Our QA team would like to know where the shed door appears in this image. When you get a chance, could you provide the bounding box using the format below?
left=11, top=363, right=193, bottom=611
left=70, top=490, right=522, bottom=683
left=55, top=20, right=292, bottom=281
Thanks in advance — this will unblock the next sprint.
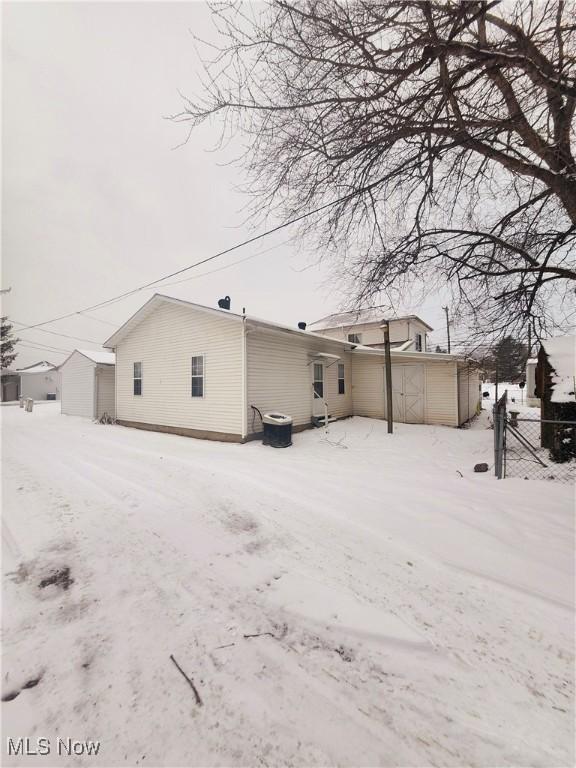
left=388, top=365, right=425, bottom=423
left=403, top=365, right=425, bottom=423
left=391, top=366, right=405, bottom=421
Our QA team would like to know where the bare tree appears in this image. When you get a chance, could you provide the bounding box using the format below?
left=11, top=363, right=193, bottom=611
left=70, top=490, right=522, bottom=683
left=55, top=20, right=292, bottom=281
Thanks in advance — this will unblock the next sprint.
left=175, top=0, right=576, bottom=342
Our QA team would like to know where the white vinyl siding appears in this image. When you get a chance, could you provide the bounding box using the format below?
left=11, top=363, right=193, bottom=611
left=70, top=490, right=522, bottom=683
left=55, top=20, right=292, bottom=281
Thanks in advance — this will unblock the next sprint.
left=246, top=328, right=353, bottom=434
left=424, top=362, right=459, bottom=426
left=61, top=351, right=95, bottom=417
left=457, top=365, right=480, bottom=425
left=115, top=301, right=243, bottom=436
left=351, top=355, right=386, bottom=419
left=96, top=365, right=115, bottom=419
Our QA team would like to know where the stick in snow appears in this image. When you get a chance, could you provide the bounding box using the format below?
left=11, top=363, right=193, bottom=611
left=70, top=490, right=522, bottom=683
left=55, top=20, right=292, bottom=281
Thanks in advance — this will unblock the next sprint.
left=169, top=654, right=203, bottom=707
left=243, top=632, right=276, bottom=639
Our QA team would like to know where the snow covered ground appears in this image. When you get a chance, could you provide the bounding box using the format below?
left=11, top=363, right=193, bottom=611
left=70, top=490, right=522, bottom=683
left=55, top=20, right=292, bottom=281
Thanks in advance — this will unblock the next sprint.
left=481, top=381, right=538, bottom=414
left=2, top=404, right=574, bottom=767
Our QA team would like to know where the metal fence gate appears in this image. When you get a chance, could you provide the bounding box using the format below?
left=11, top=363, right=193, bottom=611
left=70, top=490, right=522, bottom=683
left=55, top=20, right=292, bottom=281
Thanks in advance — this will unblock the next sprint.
left=494, top=390, right=576, bottom=483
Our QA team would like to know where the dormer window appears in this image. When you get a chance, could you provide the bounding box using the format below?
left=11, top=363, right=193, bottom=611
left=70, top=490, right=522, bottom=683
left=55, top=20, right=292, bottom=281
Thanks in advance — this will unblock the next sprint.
left=348, top=333, right=362, bottom=344
left=415, top=333, right=423, bottom=351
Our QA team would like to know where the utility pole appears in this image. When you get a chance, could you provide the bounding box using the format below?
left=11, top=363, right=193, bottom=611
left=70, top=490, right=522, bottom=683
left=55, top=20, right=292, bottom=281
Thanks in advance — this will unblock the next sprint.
left=382, top=321, right=393, bottom=434
left=443, top=306, right=451, bottom=353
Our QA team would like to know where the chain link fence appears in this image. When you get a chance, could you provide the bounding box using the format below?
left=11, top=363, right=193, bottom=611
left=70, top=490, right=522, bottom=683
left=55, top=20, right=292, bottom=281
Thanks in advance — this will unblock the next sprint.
left=494, top=391, right=576, bottom=483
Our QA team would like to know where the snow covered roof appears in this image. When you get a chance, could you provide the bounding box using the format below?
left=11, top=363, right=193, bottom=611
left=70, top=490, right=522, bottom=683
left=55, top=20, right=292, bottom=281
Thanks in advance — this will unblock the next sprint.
left=77, top=349, right=115, bottom=365
left=309, top=310, right=434, bottom=332
left=15, top=361, right=57, bottom=374
left=541, top=336, right=575, bottom=403
left=103, top=294, right=461, bottom=362
left=103, top=294, right=358, bottom=350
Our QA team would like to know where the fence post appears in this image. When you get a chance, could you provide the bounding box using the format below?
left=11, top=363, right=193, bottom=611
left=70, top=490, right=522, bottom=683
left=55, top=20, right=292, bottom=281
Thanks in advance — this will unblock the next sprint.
left=493, top=390, right=507, bottom=479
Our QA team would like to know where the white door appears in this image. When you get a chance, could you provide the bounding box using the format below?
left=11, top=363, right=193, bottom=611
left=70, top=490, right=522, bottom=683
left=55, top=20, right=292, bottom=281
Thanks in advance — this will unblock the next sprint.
left=386, top=365, right=425, bottom=423
left=403, top=365, right=425, bottom=423
left=312, top=362, right=325, bottom=416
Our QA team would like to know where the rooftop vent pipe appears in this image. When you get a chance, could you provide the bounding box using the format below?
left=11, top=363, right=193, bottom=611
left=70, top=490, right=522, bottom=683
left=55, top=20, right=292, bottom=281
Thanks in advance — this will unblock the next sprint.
left=218, top=296, right=231, bottom=310
left=298, top=322, right=307, bottom=330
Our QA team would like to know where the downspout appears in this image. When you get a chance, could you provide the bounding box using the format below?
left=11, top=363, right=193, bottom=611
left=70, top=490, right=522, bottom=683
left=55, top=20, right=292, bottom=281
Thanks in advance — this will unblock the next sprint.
left=114, top=348, right=117, bottom=421
left=241, top=315, right=248, bottom=441
left=93, top=365, right=98, bottom=419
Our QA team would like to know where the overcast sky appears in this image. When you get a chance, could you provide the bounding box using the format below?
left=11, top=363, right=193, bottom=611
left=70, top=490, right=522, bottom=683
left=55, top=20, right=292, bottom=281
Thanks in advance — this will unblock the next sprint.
left=3, top=1, right=451, bottom=367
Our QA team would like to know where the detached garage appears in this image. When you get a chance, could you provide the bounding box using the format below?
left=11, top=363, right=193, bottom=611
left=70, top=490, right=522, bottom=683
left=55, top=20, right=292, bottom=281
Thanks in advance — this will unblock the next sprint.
left=60, top=349, right=115, bottom=420
left=16, top=361, right=60, bottom=400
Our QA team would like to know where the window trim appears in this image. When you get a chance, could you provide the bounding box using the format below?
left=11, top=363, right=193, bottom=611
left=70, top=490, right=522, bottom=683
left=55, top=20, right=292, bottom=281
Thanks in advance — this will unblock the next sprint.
left=191, top=354, right=205, bottom=399
left=133, top=361, right=142, bottom=396
left=337, top=362, right=345, bottom=395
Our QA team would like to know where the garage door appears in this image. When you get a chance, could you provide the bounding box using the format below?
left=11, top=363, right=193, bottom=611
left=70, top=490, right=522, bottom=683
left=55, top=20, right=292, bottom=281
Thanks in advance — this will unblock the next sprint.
left=390, top=364, right=425, bottom=423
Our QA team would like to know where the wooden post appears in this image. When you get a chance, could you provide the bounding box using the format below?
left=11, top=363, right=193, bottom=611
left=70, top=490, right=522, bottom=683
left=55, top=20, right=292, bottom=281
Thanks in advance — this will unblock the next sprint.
left=383, top=322, right=393, bottom=434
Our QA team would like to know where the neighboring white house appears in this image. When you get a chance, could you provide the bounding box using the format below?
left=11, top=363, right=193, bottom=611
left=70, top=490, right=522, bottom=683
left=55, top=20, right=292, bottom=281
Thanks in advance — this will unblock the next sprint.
left=16, top=361, right=60, bottom=400
left=60, top=349, right=116, bottom=419
left=309, top=310, right=433, bottom=352
left=103, top=294, right=479, bottom=442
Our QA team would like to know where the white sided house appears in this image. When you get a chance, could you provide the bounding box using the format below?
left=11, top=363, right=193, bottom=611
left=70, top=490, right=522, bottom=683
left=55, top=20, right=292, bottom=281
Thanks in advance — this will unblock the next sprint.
left=60, top=349, right=116, bottom=420
left=16, top=361, right=60, bottom=401
left=103, top=295, right=479, bottom=443
left=309, top=310, right=433, bottom=352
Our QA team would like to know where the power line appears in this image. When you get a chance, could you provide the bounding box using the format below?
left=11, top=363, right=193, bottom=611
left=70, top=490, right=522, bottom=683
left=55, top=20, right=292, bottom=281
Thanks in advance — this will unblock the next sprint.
left=11, top=237, right=294, bottom=337
left=15, top=182, right=385, bottom=332
left=12, top=321, right=101, bottom=345
left=76, top=313, right=120, bottom=328
left=18, top=341, right=72, bottom=355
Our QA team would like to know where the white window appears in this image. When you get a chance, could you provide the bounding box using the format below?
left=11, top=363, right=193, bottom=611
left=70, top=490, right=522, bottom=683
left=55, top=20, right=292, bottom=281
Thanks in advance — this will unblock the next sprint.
left=415, top=333, right=423, bottom=352
left=191, top=355, right=204, bottom=398
left=313, top=363, right=324, bottom=399
left=133, top=362, right=142, bottom=395
left=348, top=333, right=362, bottom=344
left=338, top=363, right=345, bottom=394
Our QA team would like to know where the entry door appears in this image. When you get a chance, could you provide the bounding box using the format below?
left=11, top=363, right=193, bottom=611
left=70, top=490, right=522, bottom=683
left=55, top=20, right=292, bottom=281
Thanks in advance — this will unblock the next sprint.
left=312, top=362, right=325, bottom=416
left=387, top=365, right=425, bottom=423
